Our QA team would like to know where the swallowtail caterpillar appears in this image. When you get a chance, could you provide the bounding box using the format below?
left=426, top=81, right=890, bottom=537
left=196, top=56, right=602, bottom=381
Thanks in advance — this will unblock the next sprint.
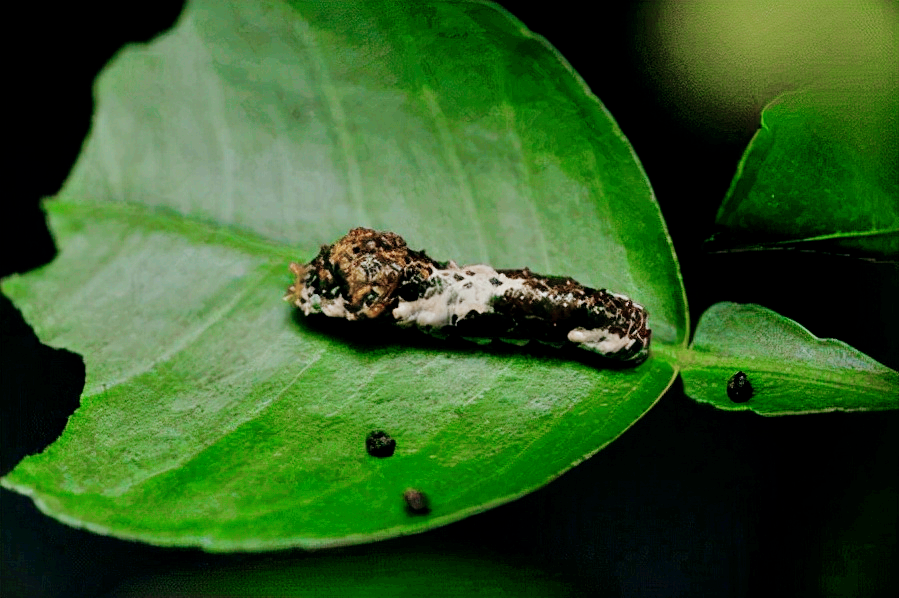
left=285, top=228, right=651, bottom=363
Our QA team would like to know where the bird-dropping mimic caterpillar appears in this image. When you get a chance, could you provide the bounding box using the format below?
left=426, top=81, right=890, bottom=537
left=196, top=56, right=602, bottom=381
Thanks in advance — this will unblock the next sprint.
left=285, top=228, right=651, bottom=363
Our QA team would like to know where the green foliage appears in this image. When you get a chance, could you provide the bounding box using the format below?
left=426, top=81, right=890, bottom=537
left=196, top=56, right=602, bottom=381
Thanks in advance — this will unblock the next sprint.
left=709, top=91, right=899, bottom=257
left=682, top=303, right=899, bottom=415
left=111, top=546, right=579, bottom=597
left=2, top=0, right=895, bottom=552
left=1, top=0, right=683, bottom=549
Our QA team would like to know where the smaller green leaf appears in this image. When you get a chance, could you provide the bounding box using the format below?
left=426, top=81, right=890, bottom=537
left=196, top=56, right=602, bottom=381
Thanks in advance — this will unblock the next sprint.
left=681, top=302, right=899, bottom=415
left=708, top=90, right=899, bottom=259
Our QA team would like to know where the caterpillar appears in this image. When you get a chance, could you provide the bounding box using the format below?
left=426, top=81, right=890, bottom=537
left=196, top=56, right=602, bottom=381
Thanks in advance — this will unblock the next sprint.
left=284, top=227, right=651, bottom=363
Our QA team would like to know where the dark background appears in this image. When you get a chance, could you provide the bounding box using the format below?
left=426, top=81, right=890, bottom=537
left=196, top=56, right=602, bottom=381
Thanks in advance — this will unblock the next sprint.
left=3, top=2, right=896, bottom=596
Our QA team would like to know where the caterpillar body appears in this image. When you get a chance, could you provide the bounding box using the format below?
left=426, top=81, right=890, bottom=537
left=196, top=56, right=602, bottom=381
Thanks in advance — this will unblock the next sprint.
left=285, top=228, right=651, bottom=363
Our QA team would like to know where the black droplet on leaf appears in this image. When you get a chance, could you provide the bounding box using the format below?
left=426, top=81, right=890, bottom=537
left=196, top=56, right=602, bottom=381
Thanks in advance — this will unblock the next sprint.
left=403, top=488, right=430, bottom=515
left=365, top=430, right=396, bottom=457
left=727, top=371, right=753, bottom=403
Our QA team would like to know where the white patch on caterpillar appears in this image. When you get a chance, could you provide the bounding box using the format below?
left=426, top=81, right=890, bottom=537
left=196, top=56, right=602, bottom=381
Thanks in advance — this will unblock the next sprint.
left=392, top=262, right=527, bottom=329
left=567, top=327, right=634, bottom=355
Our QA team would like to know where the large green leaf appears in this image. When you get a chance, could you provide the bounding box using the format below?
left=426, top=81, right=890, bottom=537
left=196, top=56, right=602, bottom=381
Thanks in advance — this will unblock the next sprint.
left=681, top=302, right=898, bottom=415
left=707, top=90, right=899, bottom=258
left=1, top=0, right=685, bottom=550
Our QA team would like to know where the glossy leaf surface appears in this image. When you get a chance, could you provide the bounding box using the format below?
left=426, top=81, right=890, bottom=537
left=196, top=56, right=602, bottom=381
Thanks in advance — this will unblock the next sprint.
left=681, top=302, right=898, bottom=415
left=1, top=0, right=684, bottom=550
left=708, top=91, right=899, bottom=258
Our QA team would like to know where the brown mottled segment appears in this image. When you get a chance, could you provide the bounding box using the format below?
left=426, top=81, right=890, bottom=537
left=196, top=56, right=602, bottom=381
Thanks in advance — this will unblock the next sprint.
left=286, top=227, right=652, bottom=363
left=285, top=227, right=441, bottom=320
